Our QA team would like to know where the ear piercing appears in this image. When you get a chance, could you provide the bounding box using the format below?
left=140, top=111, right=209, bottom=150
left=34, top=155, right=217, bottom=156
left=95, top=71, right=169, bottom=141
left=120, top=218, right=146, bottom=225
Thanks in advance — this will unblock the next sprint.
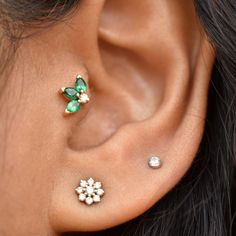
left=60, top=75, right=90, bottom=114
left=148, top=156, right=162, bottom=169
left=75, top=178, right=105, bottom=206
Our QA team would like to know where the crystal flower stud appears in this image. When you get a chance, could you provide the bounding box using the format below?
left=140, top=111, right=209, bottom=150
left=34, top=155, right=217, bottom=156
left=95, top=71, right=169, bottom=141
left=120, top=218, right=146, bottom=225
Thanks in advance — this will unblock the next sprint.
left=75, top=178, right=105, bottom=206
left=148, top=156, right=162, bottom=169
left=60, top=74, right=90, bottom=114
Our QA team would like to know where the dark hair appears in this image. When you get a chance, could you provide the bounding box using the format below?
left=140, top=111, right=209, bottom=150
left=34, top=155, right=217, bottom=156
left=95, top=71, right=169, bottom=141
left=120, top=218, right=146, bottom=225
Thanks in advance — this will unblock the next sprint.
left=0, top=1, right=235, bottom=236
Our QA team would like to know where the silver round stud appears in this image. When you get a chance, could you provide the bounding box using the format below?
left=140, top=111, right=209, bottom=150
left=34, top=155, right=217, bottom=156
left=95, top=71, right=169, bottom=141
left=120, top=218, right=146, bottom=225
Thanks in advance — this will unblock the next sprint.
left=75, top=178, right=104, bottom=206
left=148, top=156, right=162, bottom=169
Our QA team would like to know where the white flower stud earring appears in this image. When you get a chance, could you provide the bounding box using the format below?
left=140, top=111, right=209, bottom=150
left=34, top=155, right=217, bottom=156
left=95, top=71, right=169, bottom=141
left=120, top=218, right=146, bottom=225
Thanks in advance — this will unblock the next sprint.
left=75, top=178, right=105, bottom=206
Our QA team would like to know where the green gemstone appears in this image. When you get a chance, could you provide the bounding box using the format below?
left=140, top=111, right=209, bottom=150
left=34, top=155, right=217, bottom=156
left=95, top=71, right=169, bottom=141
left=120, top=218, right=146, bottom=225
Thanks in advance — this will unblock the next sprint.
left=75, top=76, right=87, bottom=92
left=66, top=100, right=81, bottom=113
left=63, top=87, right=78, bottom=100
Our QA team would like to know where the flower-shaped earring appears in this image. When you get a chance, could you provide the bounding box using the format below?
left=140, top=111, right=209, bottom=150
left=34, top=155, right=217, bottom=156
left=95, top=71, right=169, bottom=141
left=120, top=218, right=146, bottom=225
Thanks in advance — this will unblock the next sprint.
left=60, top=75, right=90, bottom=114
left=75, top=178, right=105, bottom=206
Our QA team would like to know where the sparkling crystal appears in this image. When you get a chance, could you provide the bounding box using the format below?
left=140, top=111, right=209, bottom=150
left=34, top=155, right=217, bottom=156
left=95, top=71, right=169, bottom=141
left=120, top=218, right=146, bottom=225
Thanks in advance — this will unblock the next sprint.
left=86, top=186, right=94, bottom=195
left=87, top=178, right=95, bottom=186
left=75, top=76, right=87, bottom=92
left=75, top=187, right=84, bottom=194
left=148, top=156, right=161, bottom=169
left=66, top=100, right=80, bottom=113
left=79, top=194, right=86, bottom=201
left=79, top=93, right=89, bottom=103
left=80, top=180, right=87, bottom=187
left=94, top=182, right=102, bottom=189
left=85, top=197, right=93, bottom=205
left=96, top=188, right=104, bottom=196
left=93, top=195, right=101, bottom=202
left=63, top=87, right=78, bottom=100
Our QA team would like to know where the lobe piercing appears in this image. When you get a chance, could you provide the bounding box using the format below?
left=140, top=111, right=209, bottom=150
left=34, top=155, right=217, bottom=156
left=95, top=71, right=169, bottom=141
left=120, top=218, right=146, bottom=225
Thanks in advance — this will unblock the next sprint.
left=75, top=178, right=105, bottom=206
left=60, top=75, right=90, bottom=114
left=148, top=156, right=162, bottom=169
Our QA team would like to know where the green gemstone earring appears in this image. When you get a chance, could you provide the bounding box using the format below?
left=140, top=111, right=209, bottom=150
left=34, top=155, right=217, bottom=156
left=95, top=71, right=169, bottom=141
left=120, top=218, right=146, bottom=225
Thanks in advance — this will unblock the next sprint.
left=60, top=75, right=90, bottom=114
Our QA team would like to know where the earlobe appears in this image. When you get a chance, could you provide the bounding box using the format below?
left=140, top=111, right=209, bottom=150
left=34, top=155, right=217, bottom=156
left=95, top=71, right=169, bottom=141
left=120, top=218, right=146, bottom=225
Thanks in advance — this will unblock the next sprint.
left=49, top=0, right=215, bottom=233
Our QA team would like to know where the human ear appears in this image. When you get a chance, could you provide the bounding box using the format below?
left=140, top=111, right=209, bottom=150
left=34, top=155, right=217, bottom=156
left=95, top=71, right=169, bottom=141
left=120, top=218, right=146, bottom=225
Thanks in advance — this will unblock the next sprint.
left=1, top=0, right=214, bottom=234
left=46, top=0, right=215, bottom=233
left=0, top=0, right=217, bottom=233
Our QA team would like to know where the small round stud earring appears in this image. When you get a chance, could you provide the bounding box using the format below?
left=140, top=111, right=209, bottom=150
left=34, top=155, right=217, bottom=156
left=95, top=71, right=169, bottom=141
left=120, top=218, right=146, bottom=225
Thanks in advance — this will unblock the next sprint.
left=75, top=178, right=105, bottom=206
left=148, top=156, right=162, bottom=169
left=60, top=74, right=90, bottom=114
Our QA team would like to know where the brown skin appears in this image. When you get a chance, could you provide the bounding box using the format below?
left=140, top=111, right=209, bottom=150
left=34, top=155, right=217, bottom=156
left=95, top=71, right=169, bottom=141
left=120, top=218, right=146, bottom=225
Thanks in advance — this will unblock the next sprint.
left=0, top=0, right=215, bottom=235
